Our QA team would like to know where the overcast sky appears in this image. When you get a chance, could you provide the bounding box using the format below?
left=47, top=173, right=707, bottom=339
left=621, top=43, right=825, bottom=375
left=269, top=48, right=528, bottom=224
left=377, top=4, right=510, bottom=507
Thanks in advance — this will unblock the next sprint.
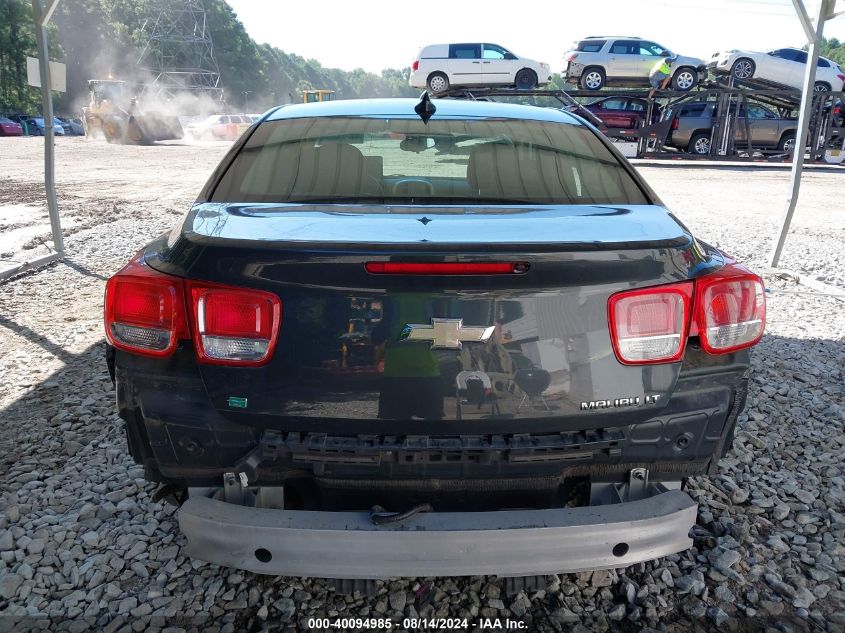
left=224, top=0, right=845, bottom=73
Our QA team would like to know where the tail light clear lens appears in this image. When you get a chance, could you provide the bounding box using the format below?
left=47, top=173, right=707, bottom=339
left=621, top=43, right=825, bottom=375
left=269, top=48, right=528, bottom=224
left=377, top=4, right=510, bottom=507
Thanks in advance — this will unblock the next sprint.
left=104, top=257, right=188, bottom=357
left=694, top=267, right=765, bottom=353
left=608, top=282, right=693, bottom=364
left=190, top=284, right=282, bottom=365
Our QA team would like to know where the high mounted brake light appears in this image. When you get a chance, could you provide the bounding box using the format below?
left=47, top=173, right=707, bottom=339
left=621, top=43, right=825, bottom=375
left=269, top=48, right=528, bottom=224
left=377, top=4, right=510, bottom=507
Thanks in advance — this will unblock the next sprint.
left=608, top=282, right=693, bottom=364
left=607, top=264, right=765, bottom=365
left=104, top=256, right=189, bottom=357
left=189, top=283, right=282, bottom=366
left=365, top=262, right=530, bottom=275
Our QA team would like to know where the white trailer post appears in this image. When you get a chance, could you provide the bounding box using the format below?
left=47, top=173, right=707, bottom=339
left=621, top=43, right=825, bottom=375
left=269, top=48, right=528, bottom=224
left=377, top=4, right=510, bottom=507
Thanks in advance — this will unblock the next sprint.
left=769, top=0, right=839, bottom=268
left=0, top=0, right=64, bottom=282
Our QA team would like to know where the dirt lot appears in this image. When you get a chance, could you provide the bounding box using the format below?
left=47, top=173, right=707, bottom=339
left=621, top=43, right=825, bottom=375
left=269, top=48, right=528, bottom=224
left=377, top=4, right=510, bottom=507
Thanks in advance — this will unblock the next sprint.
left=0, top=136, right=844, bottom=632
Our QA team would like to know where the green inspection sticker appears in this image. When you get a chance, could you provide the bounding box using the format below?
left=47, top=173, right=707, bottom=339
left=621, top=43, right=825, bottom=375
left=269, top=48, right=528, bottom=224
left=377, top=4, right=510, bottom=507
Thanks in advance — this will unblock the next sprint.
left=227, top=396, right=248, bottom=408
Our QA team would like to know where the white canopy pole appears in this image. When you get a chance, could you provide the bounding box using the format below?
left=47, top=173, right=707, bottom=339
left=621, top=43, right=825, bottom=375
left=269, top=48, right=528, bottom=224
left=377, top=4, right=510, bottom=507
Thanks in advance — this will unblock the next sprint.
left=0, top=0, right=63, bottom=281
left=768, top=0, right=833, bottom=268
left=31, top=0, right=64, bottom=256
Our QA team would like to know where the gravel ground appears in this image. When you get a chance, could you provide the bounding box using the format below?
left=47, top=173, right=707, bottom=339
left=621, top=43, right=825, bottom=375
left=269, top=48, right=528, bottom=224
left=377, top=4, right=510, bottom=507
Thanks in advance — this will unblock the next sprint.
left=0, top=137, right=844, bottom=632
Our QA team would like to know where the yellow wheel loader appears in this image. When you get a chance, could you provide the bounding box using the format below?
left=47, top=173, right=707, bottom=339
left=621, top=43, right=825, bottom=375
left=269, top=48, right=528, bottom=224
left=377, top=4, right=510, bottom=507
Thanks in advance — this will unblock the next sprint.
left=81, top=80, right=183, bottom=144
left=302, top=89, right=335, bottom=103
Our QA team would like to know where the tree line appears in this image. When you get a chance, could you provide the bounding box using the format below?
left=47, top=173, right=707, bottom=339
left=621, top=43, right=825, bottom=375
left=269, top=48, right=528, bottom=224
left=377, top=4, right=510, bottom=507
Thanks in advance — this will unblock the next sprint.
left=0, top=0, right=419, bottom=116
left=4, top=0, right=844, bottom=118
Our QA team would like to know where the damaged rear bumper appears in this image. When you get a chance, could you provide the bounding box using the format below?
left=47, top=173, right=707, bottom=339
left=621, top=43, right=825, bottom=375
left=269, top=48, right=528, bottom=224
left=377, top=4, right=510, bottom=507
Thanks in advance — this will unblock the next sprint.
left=179, top=486, right=697, bottom=578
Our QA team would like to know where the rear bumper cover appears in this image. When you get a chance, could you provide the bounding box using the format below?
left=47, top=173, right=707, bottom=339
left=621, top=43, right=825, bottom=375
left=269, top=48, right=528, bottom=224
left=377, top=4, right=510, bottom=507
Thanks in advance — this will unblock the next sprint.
left=179, top=487, right=697, bottom=578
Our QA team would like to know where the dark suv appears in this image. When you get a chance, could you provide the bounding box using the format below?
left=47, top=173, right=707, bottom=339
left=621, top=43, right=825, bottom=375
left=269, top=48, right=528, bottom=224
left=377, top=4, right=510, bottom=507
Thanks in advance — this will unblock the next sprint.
left=584, top=96, right=662, bottom=129
left=667, top=101, right=798, bottom=154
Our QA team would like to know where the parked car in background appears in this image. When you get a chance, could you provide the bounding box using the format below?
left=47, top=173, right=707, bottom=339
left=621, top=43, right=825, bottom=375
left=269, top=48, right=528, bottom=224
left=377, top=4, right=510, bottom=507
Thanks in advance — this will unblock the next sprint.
left=410, top=43, right=551, bottom=93
left=57, top=117, right=85, bottom=135
left=667, top=100, right=798, bottom=154
left=25, top=117, right=64, bottom=136
left=105, top=97, right=764, bottom=583
left=832, top=99, right=844, bottom=127
left=0, top=117, right=24, bottom=136
left=709, top=48, right=845, bottom=92
left=186, top=114, right=253, bottom=141
left=54, top=117, right=73, bottom=135
left=584, top=96, right=662, bottom=129
left=564, top=37, right=705, bottom=91
left=7, top=115, right=33, bottom=134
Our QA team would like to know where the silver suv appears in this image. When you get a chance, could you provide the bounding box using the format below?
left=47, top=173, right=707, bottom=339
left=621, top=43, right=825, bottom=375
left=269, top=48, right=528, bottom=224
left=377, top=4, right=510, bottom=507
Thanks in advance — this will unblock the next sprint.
left=563, top=37, right=705, bottom=91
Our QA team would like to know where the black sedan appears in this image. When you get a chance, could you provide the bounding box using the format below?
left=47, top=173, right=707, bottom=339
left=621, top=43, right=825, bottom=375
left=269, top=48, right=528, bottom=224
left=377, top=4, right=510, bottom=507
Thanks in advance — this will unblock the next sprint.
left=104, top=96, right=764, bottom=584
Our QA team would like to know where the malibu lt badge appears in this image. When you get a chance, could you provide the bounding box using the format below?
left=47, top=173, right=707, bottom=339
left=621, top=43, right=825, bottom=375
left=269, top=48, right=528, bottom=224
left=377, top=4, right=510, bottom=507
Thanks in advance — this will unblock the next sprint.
left=580, top=394, right=662, bottom=410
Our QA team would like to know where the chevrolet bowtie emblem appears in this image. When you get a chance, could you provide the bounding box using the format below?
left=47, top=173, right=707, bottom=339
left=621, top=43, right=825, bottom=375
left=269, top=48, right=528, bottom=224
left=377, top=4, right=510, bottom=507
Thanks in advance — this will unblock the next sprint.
left=399, top=318, right=494, bottom=349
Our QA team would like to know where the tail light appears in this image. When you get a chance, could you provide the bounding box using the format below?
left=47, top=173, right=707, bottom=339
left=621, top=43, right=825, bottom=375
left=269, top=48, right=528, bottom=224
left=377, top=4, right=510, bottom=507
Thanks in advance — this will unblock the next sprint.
left=105, top=256, right=282, bottom=365
left=412, top=60, right=419, bottom=71
left=607, top=264, right=765, bottom=365
left=693, top=265, right=765, bottom=354
left=565, top=53, right=577, bottom=63
left=104, top=256, right=188, bottom=357
left=608, top=282, right=693, bottom=364
left=189, top=283, right=282, bottom=366
left=672, top=117, right=679, bottom=130
left=837, top=74, right=845, bottom=82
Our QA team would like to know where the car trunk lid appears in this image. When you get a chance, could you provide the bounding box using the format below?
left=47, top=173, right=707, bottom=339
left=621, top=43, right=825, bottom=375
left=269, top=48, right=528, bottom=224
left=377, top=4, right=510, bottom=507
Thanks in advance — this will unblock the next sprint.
left=145, top=202, right=722, bottom=432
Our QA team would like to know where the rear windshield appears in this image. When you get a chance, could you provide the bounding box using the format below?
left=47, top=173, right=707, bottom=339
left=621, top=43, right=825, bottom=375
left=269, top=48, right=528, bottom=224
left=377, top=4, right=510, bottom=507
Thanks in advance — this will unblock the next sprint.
left=210, top=116, right=649, bottom=206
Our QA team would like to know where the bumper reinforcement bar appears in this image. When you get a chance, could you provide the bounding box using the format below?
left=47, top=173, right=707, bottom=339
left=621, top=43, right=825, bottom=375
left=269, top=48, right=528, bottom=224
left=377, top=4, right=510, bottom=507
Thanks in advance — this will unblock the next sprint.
left=179, top=487, right=697, bottom=578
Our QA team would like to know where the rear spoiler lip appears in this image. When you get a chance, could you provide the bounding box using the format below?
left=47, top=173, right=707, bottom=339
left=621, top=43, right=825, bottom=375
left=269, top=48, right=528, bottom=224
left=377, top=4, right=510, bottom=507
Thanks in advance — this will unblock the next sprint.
left=174, top=231, right=694, bottom=252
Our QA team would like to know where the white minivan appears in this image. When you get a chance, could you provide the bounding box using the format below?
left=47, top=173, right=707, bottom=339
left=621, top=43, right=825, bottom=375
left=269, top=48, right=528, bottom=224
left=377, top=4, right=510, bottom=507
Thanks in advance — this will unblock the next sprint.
left=409, top=43, right=551, bottom=93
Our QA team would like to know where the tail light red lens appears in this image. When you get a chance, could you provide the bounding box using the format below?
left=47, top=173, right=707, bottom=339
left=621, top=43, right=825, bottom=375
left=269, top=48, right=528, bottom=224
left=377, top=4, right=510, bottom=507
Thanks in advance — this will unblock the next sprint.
left=694, top=267, right=765, bottom=354
left=190, top=284, right=282, bottom=365
left=608, top=282, right=693, bottom=364
left=412, top=60, right=419, bottom=71
left=565, top=53, right=577, bottom=62
left=672, top=117, right=679, bottom=130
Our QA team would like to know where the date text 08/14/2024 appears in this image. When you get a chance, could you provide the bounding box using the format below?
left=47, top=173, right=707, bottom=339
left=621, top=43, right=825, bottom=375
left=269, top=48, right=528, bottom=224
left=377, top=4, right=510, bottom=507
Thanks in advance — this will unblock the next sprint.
left=306, top=618, right=527, bottom=629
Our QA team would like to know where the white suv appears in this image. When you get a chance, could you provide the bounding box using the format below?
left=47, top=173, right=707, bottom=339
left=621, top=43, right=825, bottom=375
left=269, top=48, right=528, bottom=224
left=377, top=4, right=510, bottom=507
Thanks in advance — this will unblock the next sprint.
left=709, top=48, right=845, bottom=92
left=563, top=36, right=705, bottom=91
left=409, top=43, right=551, bottom=94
